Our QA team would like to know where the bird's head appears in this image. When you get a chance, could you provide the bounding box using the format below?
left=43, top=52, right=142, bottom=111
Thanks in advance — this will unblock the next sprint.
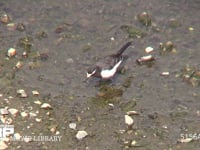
left=86, top=67, right=97, bottom=78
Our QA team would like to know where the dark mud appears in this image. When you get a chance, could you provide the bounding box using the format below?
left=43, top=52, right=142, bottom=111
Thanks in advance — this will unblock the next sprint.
left=0, top=0, right=200, bottom=150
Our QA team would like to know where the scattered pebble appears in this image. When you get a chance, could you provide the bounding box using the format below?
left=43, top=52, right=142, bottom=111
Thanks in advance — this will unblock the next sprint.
left=136, top=55, right=155, bottom=65
left=22, top=51, right=28, bottom=58
left=50, top=128, right=56, bottom=133
left=6, top=118, right=13, bottom=124
left=110, top=37, right=115, bottom=41
left=55, top=131, right=60, bottom=135
left=41, top=103, right=52, bottom=109
left=6, top=23, right=16, bottom=31
left=131, top=140, right=137, bottom=146
left=178, top=138, right=193, bottom=143
left=126, top=111, right=139, bottom=115
left=20, top=111, right=29, bottom=118
left=0, top=108, right=9, bottom=115
left=0, top=141, right=8, bottom=149
left=145, top=46, right=154, bottom=53
left=29, top=112, right=37, bottom=117
left=108, top=103, right=114, bottom=108
left=125, top=115, right=134, bottom=126
left=188, top=27, right=194, bottom=31
left=137, top=12, right=152, bottom=26
left=34, top=100, right=42, bottom=105
left=17, top=89, right=28, bottom=98
left=69, top=122, right=77, bottom=130
left=0, top=116, right=6, bottom=123
left=15, top=61, right=23, bottom=69
left=8, top=108, right=19, bottom=117
left=7, top=48, right=16, bottom=57
left=35, top=118, right=42, bottom=122
left=32, top=90, right=39, bottom=96
left=160, top=72, right=170, bottom=76
left=76, top=130, right=88, bottom=140
left=0, top=13, right=10, bottom=24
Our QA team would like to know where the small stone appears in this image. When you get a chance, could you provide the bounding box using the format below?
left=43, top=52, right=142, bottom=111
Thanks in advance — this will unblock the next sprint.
left=108, top=103, right=114, bottom=107
left=29, top=112, right=37, bottom=117
left=0, top=116, right=6, bottom=123
left=15, top=61, right=23, bottom=69
left=160, top=72, right=170, bottom=76
left=32, top=90, right=39, bottom=96
left=50, top=128, right=56, bottom=133
left=6, top=23, right=16, bottom=31
left=1, top=108, right=9, bottom=115
left=178, top=138, right=193, bottom=143
left=110, top=37, right=115, bottom=41
left=76, top=130, right=88, bottom=140
left=131, top=140, right=137, bottom=146
left=136, top=55, right=155, bottom=65
left=22, top=51, right=28, bottom=58
left=46, top=112, right=50, bottom=116
left=41, top=103, right=52, bottom=109
left=8, top=108, right=19, bottom=117
left=17, top=89, right=28, bottom=98
left=55, top=131, right=60, bottom=135
left=6, top=118, right=13, bottom=124
left=0, top=13, right=10, bottom=24
left=34, top=100, right=42, bottom=105
left=145, top=46, right=154, bottom=53
left=69, top=123, right=77, bottom=130
left=126, top=111, right=139, bottom=115
left=125, top=115, right=134, bottom=126
left=35, top=118, right=42, bottom=122
left=0, top=141, right=8, bottom=149
left=7, top=48, right=16, bottom=57
left=188, top=27, right=194, bottom=31
left=20, top=111, right=29, bottom=118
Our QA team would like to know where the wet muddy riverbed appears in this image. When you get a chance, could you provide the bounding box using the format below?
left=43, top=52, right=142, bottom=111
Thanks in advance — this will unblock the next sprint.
left=0, top=0, right=200, bottom=150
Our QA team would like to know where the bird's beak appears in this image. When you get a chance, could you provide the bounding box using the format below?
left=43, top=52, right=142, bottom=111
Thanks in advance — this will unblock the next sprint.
left=86, top=72, right=92, bottom=78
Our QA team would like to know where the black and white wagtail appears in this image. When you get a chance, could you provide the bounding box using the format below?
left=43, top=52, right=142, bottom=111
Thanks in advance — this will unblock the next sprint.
left=86, top=41, right=132, bottom=80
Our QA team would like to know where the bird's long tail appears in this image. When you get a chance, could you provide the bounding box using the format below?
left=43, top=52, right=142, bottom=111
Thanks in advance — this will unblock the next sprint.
left=115, top=41, right=132, bottom=57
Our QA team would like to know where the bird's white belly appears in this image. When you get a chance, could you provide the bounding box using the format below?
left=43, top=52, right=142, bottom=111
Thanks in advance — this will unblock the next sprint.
left=100, top=59, right=122, bottom=79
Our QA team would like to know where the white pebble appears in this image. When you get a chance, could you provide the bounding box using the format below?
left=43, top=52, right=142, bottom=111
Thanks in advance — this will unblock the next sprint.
left=125, top=115, right=134, bottom=126
left=7, top=48, right=16, bottom=57
left=34, top=100, right=42, bottom=105
left=41, top=103, right=52, bottom=109
left=8, top=108, right=19, bottom=117
left=0, top=108, right=9, bottom=115
left=20, top=112, right=28, bottom=118
left=76, top=130, right=88, bottom=140
left=35, top=118, right=42, bottom=122
left=160, top=72, right=170, bottom=76
left=126, top=111, right=139, bottom=115
left=32, top=90, right=39, bottom=96
left=145, top=46, right=154, bottom=53
left=0, top=141, right=8, bottom=149
left=69, top=123, right=77, bottom=130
